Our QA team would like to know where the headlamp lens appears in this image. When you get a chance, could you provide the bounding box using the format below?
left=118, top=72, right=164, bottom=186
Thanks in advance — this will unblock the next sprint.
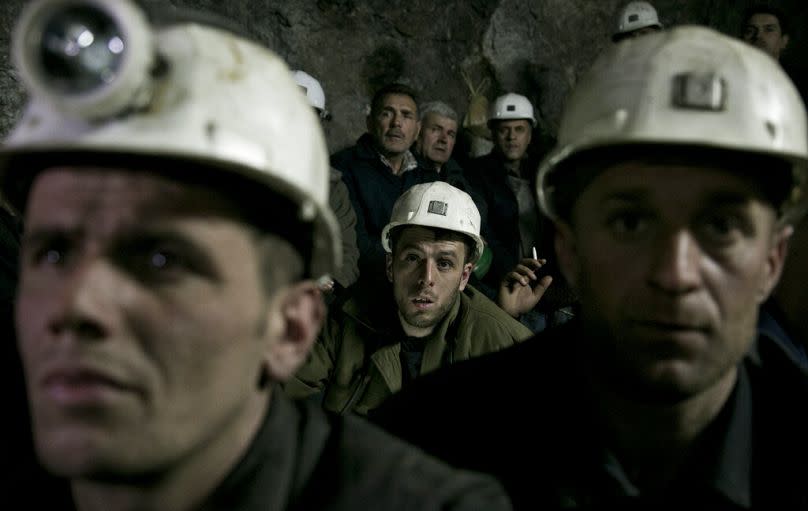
left=38, top=5, right=125, bottom=95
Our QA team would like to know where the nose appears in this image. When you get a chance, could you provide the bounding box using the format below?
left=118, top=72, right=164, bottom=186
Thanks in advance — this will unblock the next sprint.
left=418, top=259, right=436, bottom=287
left=647, top=230, right=702, bottom=295
left=390, top=112, right=402, bottom=128
left=47, top=258, right=119, bottom=341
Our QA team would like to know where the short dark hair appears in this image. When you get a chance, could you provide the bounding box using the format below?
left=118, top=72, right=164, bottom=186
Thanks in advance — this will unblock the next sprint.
left=742, top=4, right=789, bottom=36
left=370, top=83, right=419, bottom=118
left=389, top=225, right=476, bottom=265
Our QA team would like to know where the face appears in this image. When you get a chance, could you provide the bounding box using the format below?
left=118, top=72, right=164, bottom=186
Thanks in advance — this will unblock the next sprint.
left=556, top=161, right=789, bottom=403
left=367, top=93, right=420, bottom=158
left=493, top=119, right=532, bottom=163
left=743, top=13, right=789, bottom=60
left=17, top=167, right=315, bottom=479
left=386, top=226, right=473, bottom=338
left=416, top=113, right=458, bottom=169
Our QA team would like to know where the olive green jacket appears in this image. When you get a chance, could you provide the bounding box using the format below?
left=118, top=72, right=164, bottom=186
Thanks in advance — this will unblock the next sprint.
left=285, top=284, right=532, bottom=416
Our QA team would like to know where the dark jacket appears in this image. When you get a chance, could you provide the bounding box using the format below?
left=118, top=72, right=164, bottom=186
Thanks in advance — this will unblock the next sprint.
left=464, top=152, right=542, bottom=287
left=31, top=391, right=513, bottom=510
left=331, top=134, right=438, bottom=281
left=465, top=152, right=575, bottom=310
left=328, top=167, right=359, bottom=288
left=372, top=319, right=808, bottom=509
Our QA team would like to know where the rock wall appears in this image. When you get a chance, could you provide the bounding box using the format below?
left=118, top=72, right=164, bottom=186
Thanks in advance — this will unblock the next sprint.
left=1, top=0, right=806, bottom=153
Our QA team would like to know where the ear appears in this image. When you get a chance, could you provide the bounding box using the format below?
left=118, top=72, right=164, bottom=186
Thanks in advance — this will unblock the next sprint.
left=458, top=261, right=473, bottom=291
left=782, top=34, right=790, bottom=51
left=366, top=113, right=374, bottom=134
left=386, top=253, right=394, bottom=283
left=264, top=280, right=325, bottom=382
left=554, top=220, right=580, bottom=292
left=414, top=120, right=422, bottom=141
left=758, top=224, right=792, bottom=304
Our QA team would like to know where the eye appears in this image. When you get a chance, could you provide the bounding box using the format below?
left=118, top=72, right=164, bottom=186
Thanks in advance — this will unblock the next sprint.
left=403, top=253, right=420, bottom=263
left=132, top=247, right=187, bottom=278
left=437, top=259, right=454, bottom=270
left=23, top=235, right=73, bottom=269
left=117, top=239, right=199, bottom=284
left=606, top=209, right=651, bottom=238
left=699, top=212, right=749, bottom=244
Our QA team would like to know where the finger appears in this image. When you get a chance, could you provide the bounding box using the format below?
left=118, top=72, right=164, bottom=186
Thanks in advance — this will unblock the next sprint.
left=505, top=271, right=530, bottom=286
left=532, top=275, right=553, bottom=296
left=513, top=264, right=537, bottom=280
left=521, top=257, right=546, bottom=270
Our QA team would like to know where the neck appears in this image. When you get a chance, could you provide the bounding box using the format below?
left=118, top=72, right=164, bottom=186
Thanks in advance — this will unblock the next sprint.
left=593, top=367, right=737, bottom=490
left=384, top=151, right=406, bottom=175
left=71, top=389, right=271, bottom=511
left=398, top=311, right=435, bottom=338
left=503, top=158, right=521, bottom=175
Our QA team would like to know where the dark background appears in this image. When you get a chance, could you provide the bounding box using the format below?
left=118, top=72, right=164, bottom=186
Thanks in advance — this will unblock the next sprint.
left=1, top=0, right=805, bottom=152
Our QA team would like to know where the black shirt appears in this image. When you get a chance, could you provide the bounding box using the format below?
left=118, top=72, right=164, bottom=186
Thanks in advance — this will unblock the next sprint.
left=372, top=319, right=808, bottom=509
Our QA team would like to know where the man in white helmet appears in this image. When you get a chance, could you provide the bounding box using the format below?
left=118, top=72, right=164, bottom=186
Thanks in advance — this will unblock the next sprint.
left=285, top=181, right=532, bottom=416
left=612, top=1, right=663, bottom=42
left=4, top=1, right=514, bottom=509
left=466, top=93, right=539, bottom=289
left=292, top=69, right=360, bottom=291
left=465, top=92, right=573, bottom=332
left=374, top=26, right=808, bottom=509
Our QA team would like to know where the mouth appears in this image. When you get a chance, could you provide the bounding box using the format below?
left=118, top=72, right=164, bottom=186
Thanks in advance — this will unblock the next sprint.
left=411, top=296, right=435, bottom=310
left=40, top=367, right=137, bottom=405
left=629, top=319, right=709, bottom=342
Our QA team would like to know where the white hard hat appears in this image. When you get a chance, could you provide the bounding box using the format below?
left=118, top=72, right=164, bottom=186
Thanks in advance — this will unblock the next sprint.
left=1, top=0, right=340, bottom=277
left=381, top=181, right=484, bottom=262
left=488, top=93, right=537, bottom=127
left=614, top=1, right=662, bottom=38
left=292, top=69, right=327, bottom=114
left=537, top=25, right=808, bottom=222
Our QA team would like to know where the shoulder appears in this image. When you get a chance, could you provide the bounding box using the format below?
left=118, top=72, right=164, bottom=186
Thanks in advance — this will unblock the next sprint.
left=327, top=414, right=512, bottom=510
left=330, top=135, right=375, bottom=171
left=373, top=320, right=577, bottom=420
left=457, top=286, right=532, bottom=340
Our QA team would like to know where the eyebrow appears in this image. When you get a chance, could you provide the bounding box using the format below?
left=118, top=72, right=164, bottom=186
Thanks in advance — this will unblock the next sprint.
left=601, top=189, right=754, bottom=207
left=22, top=226, right=83, bottom=250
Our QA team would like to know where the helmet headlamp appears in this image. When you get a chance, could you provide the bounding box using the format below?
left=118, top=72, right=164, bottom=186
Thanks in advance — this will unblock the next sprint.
left=13, top=0, right=154, bottom=120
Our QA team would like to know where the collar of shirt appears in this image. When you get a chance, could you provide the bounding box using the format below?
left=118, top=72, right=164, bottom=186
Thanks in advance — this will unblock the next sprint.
left=591, top=364, right=753, bottom=508
left=380, top=150, right=418, bottom=175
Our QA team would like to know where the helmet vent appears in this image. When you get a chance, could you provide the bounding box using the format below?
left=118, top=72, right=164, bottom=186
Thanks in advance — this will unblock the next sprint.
left=765, top=121, right=777, bottom=140
left=672, top=72, right=725, bottom=111
left=428, top=200, right=448, bottom=216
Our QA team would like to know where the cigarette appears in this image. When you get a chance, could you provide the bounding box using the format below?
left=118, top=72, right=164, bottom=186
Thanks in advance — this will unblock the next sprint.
left=532, top=246, right=537, bottom=260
